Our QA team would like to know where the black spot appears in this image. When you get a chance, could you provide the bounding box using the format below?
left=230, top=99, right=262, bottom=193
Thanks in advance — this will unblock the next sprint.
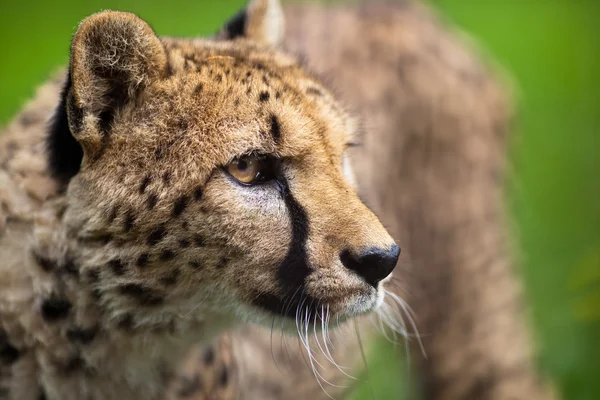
left=108, top=259, right=126, bottom=276
left=118, top=284, right=164, bottom=306
left=216, top=74, right=223, bottom=83
left=117, top=314, right=134, bottom=331
left=136, top=253, right=150, bottom=268
left=155, top=145, right=165, bottom=160
left=147, top=225, right=167, bottom=246
left=66, top=326, right=98, bottom=345
left=85, top=269, right=100, bottom=282
left=307, top=87, right=323, bottom=96
left=39, top=388, right=47, bottom=400
left=0, top=338, right=21, bottom=365
left=159, top=249, right=176, bottom=261
left=193, top=187, right=203, bottom=201
left=159, top=269, right=180, bottom=286
left=107, top=205, right=119, bottom=223
left=202, top=345, right=215, bottom=365
left=259, top=91, right=270, bottom=102
left=62, top=258, right=79, bottom=277
left=139, top=175, right=152, bottom=194
left=193, top=235, right=205, bottom=247
left=179, top=239, right=190, bottom=248
left=177, top=374, right=203, bottom=397
left=46, top=72, right=84, bottom=188
left=189, top=261, right=202, bottom=269
left=91, top=288, right=103, bottom=301
left=41, top=296, right=72, bottom=322
left=275, top=91, right=282, bottom=99
left=123, top=211, right=135, bottom=232
left=32, top=252, right=57, bottom=272
left=270, top=114, right=281, bottom=144
left=216, top=256, right=229, bottom=269
left=219, top=367, right=229, bottom=387
left=147, top=193, right=158, bottom=209
left=194, top=83, right=204, bottom=94
left=173, top=195, right=189, bottom=217
left=163, top=171, right=172, bottom=184
left=61, top=355, right=85, bottom=374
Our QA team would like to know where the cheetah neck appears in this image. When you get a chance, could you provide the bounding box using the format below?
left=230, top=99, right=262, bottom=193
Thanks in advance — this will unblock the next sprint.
left=26, top=197, right=238, bottom=399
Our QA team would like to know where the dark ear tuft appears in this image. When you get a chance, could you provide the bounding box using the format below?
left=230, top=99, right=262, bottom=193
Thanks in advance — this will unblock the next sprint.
left=218, top=0, right=284, bottom=47
left=46, top=73, right=84, bottom=188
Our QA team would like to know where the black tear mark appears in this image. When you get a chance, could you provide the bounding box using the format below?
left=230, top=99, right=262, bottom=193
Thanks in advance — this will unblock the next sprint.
left=118, top=284, right=164, bottom=306
left=270, top=114, right=281, bottom=144
left=41, top=296, right=72, bottom=322
left=250, top=175, right=317, bottom=318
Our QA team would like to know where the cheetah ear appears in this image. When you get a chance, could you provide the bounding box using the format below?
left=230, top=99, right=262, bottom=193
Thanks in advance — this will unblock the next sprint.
left=219, top=0, right=285, bottom=47
left=68, top=11, right=167, bottom=138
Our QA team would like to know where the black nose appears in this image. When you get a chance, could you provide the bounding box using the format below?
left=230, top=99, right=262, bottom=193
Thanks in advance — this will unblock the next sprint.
left=340, top=244, right=400, bottom=287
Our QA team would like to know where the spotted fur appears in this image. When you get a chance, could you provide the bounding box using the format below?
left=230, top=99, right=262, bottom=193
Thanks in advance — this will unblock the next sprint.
left=0, top=1, right=557, bottom=400
left=0, top=1, right=399, bottom=399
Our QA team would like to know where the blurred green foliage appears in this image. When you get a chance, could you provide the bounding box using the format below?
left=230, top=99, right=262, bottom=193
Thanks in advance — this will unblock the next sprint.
left=1, top=1, right=598, bottom=399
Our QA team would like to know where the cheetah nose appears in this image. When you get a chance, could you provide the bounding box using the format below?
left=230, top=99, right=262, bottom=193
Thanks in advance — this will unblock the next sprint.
left=340, top=244, right=400, bottom=287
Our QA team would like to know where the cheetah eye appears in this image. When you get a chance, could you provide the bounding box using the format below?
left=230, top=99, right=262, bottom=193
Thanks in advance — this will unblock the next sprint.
left=225, top=154, right=276, bottom=185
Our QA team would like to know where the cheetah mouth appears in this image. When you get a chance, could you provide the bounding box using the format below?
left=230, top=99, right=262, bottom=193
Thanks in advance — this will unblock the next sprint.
left=248, top=286, right=382, bottom=322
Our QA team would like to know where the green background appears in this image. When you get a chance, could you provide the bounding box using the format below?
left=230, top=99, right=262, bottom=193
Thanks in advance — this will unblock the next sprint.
left=1, top=1, right=598, bottom=399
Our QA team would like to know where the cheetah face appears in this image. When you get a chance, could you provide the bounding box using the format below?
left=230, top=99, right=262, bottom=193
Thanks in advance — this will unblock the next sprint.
left=52, top=4, right=399, bottom=331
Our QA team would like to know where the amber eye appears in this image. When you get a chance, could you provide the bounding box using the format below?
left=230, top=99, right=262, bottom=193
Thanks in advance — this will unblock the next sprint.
left=225, top=155, right=275, bottom=185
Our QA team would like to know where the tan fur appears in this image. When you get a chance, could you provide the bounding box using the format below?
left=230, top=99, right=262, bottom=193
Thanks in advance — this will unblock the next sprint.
left=0, top=1, right=556, bottom=400
left=0, top=1, right=398, bottom=399
left=174, top=2, right=558, bottom=399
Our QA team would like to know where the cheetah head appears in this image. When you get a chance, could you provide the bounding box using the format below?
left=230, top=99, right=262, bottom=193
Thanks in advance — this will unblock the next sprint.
left=48, top=0, right=399, bottom=333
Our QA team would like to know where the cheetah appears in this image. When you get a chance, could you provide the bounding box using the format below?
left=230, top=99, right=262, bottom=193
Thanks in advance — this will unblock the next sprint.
left=0, top=0, right=401, bottom=398
left=1, top=1, right=557, bottom=400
